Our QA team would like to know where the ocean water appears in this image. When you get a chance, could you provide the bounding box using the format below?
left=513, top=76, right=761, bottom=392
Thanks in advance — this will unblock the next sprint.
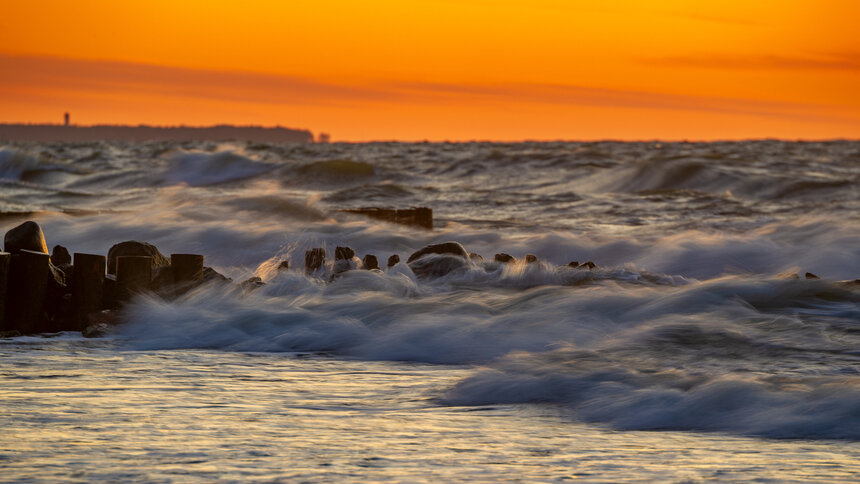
left=0, top=140, right=858, bottom=482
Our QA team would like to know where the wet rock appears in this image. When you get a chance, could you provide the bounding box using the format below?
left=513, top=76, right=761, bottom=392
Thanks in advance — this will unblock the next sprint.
left=567, top=261, right=580, bottom=268
left=240, top=276, right=266, bottom=291
left=469, top=253, right=484, bottom=262
left=335, top=246, right=355, bottom=260
left=277, top=260, right=290, bottom=271
left=203, top=266, right=232, bottom=284
left=3, top=221, right=49, bottom=255
left=407, top=242, right=469, bottom=263
left=524, top=254, right=538, bottom=264
left=407, top=242, right=470, bottom=279
left=51, top=245, right=71, bottom=265
left=106, top=241, right=169, bottom=275
left=578, top=261, right=597, bottom=270
left=332, top=256, right=362, bottom=277
left=387, top=254, right=400, bottom=268
left=494, top=253, right=516, bottom=264
left=805, top=272, right=820, bottom=280
left=305, top=248, right=326, bottom=274
left=362, top=254, right=380, bottom=270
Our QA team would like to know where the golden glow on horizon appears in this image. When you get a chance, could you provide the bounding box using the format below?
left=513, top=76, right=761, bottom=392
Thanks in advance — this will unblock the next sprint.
left=1, top=0, right=858, bottom=140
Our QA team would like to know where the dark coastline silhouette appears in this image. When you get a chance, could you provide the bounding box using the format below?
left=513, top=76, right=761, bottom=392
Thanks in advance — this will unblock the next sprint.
left=0, top=123, right=314, bottom=143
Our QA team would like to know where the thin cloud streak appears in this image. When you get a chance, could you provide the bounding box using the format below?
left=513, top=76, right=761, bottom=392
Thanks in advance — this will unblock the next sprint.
left=647, top=53, right=860, bottom=71
left=1, top=54, right=855, bottom=124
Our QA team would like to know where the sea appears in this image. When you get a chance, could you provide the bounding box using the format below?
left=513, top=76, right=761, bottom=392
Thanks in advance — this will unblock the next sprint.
left=0, top=140, right=858, bottom=482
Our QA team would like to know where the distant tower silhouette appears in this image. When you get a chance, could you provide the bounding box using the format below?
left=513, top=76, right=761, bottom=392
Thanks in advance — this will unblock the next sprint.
left=64, top=112, right=70, bottom=127
left=317, top=132, right=330, bottom=143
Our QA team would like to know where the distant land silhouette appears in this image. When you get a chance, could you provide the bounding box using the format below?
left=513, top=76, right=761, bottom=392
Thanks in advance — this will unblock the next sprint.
left=0, top=124, right=315, bottom=143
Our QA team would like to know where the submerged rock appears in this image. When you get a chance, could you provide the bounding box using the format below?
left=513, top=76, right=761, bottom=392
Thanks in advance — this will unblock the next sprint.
left=277, top=260, right=290, bottom=271
left=578, top=261, right=597, bottom=270
left=805, top=272, right=820, bottom=280
left=567, top=261, right=580, bottom=268
left=4, top=221, right=49, bottom=255
left=387, top=254, right=400, bottom=268
left=524, top=254, right=538, bottom=264
left=106, top=241, right=169, bottom=275
left=469, top=253, right=484, bottom=262
left=494, top=253, right=516, bottom=264
left=362, top=254, right=380, bottom=270
left=240, top=276, right=265, bottom=291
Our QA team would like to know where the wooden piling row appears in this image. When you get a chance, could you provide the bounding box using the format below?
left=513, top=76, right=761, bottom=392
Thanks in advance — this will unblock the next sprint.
left=4, top=250, right=50, bottom=334
left=0, top=252, right=9, bottom=330
left=70, top=253, right=105, bottom=331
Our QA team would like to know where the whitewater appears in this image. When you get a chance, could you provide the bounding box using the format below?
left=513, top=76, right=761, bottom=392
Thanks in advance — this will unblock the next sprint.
left=1, top=140, right=858, bottom=482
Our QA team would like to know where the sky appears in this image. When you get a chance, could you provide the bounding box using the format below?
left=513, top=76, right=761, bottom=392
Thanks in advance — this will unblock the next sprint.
left=1, top=0, right=859, bottom=141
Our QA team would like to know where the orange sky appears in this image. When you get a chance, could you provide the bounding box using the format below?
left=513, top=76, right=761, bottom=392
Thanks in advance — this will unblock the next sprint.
left=1, top=0, right=859, bottom=141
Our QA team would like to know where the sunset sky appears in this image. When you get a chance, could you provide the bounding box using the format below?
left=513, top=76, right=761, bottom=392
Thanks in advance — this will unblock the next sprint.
left=1, top=0, right=858, bottom=141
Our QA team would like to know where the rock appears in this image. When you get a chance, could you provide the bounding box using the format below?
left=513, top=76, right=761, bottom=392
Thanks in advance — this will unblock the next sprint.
left=51, top=245, right=71, bottom=265
left=4, top=221, right=49, bottom=255
left=387, top=254, right=400, bottom=268
left=305, top=248, right=326, bottom=274
left=407, top=241, right=470, bottom=279
left=567, top=261, right=580, bottom=268
left=335, top=246, right=355, bottom=260
left=203, top=266, right=232, bottom=284
left=805, top=272, right=820, bottom=280
left=407, top=242, right=469, bottom=263
left=362, top=254, right=380, bottom=270
left=106, top=241, right=169, bottom=275
left=240, top=276, right=265, bottom=291
left=332, top=256, right=362, bottom=278
left=469, top=253, right=484, bottom=262
left=277, top=260, right=290, bottom=271
left=494, top=253, right=516, bottom=264
left=579, top=261, right=597, bottom=270
left=524, top=254, right=538, bottom=264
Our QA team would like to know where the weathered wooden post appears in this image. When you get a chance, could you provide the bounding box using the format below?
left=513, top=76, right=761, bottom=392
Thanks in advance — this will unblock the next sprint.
left=4, top=249, right=50, bottom=333
left=116, top=256, right=152, bottom=301
left=71, top=253, right=106, bottom=330
left=305, top=248, right=326, bottom=274
left=171, top=253, right=203, bottom=294
left=0, top=252, right=9, bottom=330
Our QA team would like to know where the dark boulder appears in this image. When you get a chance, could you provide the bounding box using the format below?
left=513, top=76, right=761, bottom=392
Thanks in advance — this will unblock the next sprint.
left=106, top=241, right=169, bottom=275
left=805, top=272, right=820, bottom=280
left=524, top=254, right=538, bottom=264
left=4, top=221, right=49, bottom=255
left=494, top=253, right=516, bottom=264
left=469, top=253, right=484, bottom=262
left=578, top=261, right=597, bottom=270
left=277, top=260, right=290, bottom=271
left=407, top=242, right=469, bottom=263
left=362, top=254, right=380, bottom=270
left=407, top=241, right=470, bottom=279
left=51, top=245, right=71, bottom=265
left=387, top=254, right=400, bottom=268
left=567, top=261, right=580, bottom=268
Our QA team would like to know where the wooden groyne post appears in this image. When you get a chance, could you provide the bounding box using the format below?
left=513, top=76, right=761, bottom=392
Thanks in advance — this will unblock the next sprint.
left=0, top=252, right=9, bottom=330
left=70, top=253, right=106, bottom=330
left=4, top=250, right=49, bottom=333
